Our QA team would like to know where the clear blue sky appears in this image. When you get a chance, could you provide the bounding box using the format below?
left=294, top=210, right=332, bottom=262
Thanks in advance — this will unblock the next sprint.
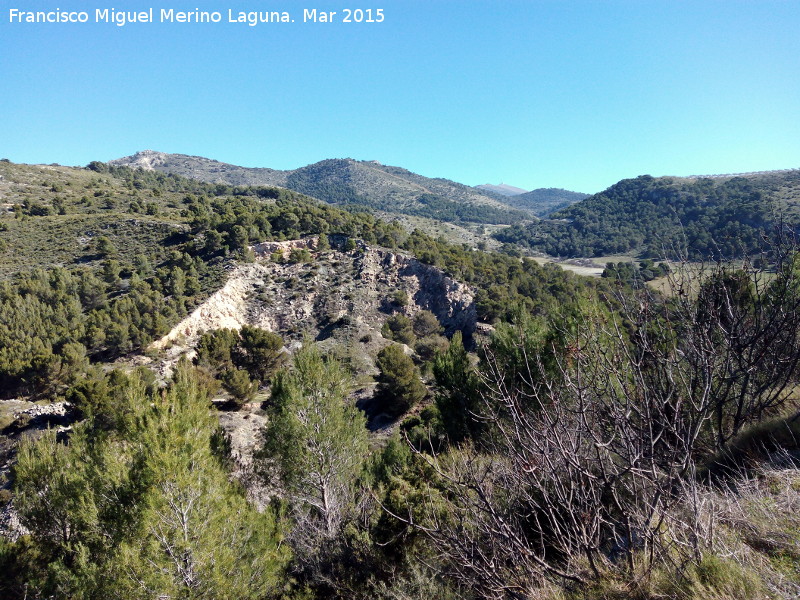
left=1, top=0, right=798, bottom=193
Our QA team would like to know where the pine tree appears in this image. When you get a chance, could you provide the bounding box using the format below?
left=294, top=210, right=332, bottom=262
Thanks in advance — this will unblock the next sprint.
left=376, top=344, right=426, bottom=415
left=221, top=367, right=257, bottom=407
left=115, top=364, right=289, bottom=598
left=433, top=331, right=480, bottom=442
left=262, top=343, right=368, bottom=538
left=235, top=326, right=286, bottom=383
left=14, top=364, right=290, bottom=599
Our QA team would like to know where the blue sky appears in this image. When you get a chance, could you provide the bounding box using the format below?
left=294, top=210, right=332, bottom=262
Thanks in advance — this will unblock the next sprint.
left=1, top=1, right=798, bottom=193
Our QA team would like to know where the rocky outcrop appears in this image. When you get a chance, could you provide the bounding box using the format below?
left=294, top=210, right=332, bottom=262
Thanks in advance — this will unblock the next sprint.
left=356, top=249, right=476, bottom=336
left=251, top=238, right=318, bottom=258
left=152, top=239, right=477, bottom=360
left=112, top=149, right=170, bottom=170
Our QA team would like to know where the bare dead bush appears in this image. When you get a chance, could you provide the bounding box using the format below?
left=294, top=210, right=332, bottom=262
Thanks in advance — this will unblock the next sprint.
left=395, top=240, right=800, bottom=598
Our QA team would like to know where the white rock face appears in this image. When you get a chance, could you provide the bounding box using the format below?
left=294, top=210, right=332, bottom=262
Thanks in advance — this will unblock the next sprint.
left=109, top=149, right=170, bottom=170
left=152, top=263, right=266, bottom=356
left=152, top=238, right=477, bottom=362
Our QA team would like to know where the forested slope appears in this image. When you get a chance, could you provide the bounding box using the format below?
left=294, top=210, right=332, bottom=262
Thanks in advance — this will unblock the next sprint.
left=496, top=170, right=800, bottom=258
left=110, top=151, right=534, bottom=225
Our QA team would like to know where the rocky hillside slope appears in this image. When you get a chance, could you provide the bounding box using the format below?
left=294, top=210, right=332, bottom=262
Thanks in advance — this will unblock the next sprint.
left=110, top=150, right=285, bottom=187
left=153, top=236, right=477, bottom=370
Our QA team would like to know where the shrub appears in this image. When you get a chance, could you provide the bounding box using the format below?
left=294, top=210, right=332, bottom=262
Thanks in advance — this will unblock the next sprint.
left=221, top=368, right=257, bottom=407
left=412, top=310, right=442, bottom=338
left=382, top=314, right=416, bottom=346
left=414, top=334, right=449, bottom=362
left=375, top=344, right=426, bottom=416
left=392, top=289, right=409, bottom=307
left=289, top=248, right=312, bottom=263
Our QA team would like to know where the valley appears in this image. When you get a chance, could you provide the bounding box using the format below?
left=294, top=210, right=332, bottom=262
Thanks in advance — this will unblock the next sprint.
left=0, top=156, right=798, bottom=600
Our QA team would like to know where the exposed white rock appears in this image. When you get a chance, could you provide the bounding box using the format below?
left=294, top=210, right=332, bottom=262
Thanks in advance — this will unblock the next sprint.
left=151, top=238, right=477, bottom=364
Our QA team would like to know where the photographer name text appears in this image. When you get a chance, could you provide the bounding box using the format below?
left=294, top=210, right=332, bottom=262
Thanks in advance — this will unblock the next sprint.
left=7, top=7, right=385, bottom=26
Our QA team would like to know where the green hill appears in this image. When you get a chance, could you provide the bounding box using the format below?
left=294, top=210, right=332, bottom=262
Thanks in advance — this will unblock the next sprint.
left=499, top=187, right=589, bottom=217
left=495, top=170, right=800, bottom=258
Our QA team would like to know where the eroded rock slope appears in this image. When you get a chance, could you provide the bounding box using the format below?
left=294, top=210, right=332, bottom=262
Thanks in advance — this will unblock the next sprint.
left=153, top=237, right=477, bottom=362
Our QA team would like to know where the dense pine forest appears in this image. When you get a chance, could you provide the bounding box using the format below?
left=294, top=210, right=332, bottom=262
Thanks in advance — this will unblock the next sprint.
left=496, top=171, right=800, bottom=259
left=0, top=159, right=798, bottom=599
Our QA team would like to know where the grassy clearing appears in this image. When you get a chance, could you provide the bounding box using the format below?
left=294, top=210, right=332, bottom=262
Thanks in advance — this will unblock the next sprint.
left=647, top=261, right=779, bottom=297
left=529, top=256, right=606, bottom=277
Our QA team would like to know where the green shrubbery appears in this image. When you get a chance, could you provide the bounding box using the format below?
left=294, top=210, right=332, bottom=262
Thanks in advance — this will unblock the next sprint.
left=375, top=344, right=426, bottom=416
left=195, top=326, right=286, bottom=407
left=9, top=363, right=290, bottom=599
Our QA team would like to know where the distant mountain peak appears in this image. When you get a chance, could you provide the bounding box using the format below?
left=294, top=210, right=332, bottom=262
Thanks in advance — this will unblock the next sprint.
left=113, top=149, right=170, bottom=170
left=476, top=183, right=528, bottom=197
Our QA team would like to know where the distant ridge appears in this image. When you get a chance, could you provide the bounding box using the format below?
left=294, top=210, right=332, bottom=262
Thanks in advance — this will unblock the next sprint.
left=500, top=188, right=590, bottom=217
left=476, top=183, right=528, bottom=197
left=494, top=169, right=800, bottom=259
left=683, top=168, right=800, bottom=179
left=109, top=151, right=535, bottom=225
left=109, top=150, right=284, bottom=186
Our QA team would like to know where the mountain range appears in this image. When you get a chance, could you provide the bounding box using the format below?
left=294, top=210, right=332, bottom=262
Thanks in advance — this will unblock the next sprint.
left=109, top=151, right=800, bottom=260
left=109, top=151, right=592, bottom=223
left=110, top=151, right=534, bottom=225
left=475, top=183, right=528, bottom=196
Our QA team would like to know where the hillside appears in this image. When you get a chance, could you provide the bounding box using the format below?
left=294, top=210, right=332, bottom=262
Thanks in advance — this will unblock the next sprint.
left=475, top=183, right=528, bottom=196
left=2, top=157, right=800, bottom=600
left=0, top=157, right=589, bottom=498
left=495, top=169, right=800, bottom=258
left=0, top=160, right=206, bottom=279
left=150, top=236, right=477, bottom=427
left=500, top=187, right=590, bottom=217
left=0, top=154, right=587, bottom=433
left=110, top=151, right=533, bottom=225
